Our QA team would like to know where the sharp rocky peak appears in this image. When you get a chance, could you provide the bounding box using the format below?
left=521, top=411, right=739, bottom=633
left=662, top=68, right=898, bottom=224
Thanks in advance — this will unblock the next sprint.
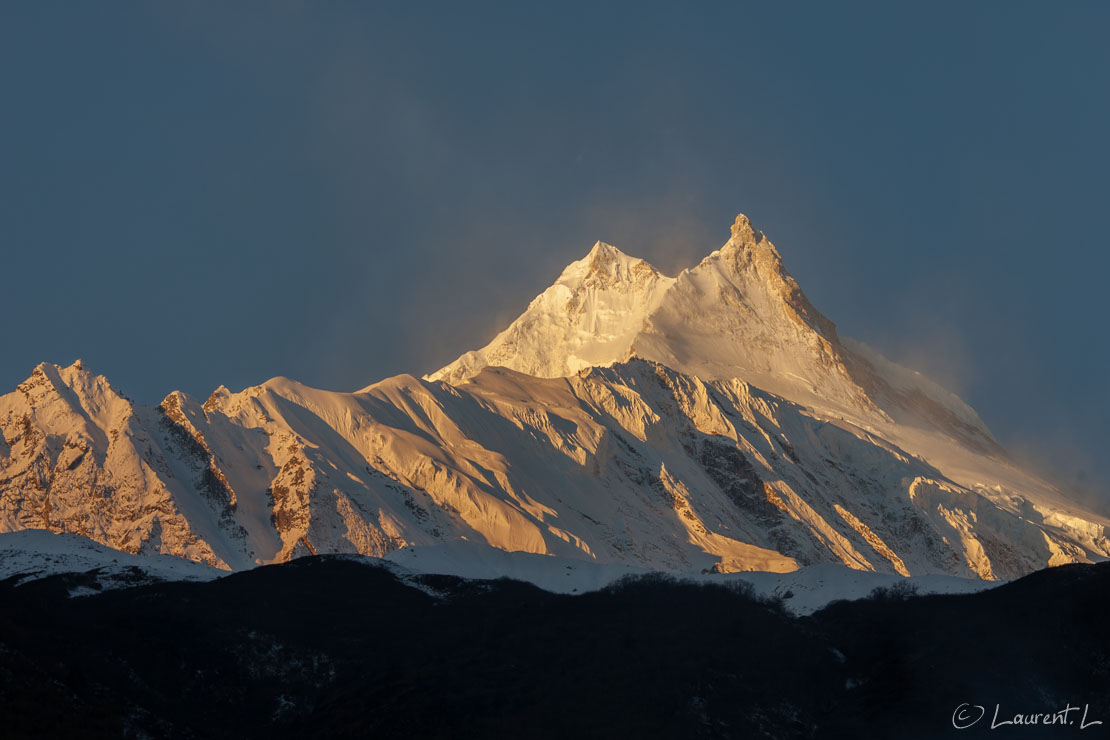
left=698, top=214, right=838, bottom=341
left=728, top=213, right=766, bottom=245
left=713, top=213, right=785, bottom=271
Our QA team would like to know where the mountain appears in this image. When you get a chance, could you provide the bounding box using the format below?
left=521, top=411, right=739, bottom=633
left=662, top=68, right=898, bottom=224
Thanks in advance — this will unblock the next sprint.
left=431, top=215, right=998, bottom=453
left=2, top=214, right=1107, bottom=581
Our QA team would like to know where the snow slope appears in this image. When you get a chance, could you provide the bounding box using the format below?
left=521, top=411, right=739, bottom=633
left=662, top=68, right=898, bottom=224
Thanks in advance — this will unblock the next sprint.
left=0, top=528, right=991, bottom=615
left=0, top=529, right=222, bottom=592
left=727, top=562, right=993, bottom=616
left=384, top=541, right=995, bottom=614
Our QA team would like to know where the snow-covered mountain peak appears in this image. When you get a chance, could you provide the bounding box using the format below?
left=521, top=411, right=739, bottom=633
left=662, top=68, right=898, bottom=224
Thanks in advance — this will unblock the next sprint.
left=31, top=359, right=110, bottom=389
left=13, top=361, right=133, bottom=428
left=28, top=359, right=89, bottom=388
left=584, top=239, right=624, bottom=262
left=425, top=239, right=675, bottom=384
left=558, top=240, right=664, bottom=289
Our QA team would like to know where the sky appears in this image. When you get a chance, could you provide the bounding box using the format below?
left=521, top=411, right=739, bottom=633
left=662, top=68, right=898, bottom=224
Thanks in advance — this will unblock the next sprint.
left=2, top=2, right=1108, bottom=501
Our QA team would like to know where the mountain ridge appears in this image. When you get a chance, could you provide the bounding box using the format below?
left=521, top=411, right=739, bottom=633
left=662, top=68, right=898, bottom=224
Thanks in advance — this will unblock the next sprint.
left=1, top=214, right=1106, bottom=582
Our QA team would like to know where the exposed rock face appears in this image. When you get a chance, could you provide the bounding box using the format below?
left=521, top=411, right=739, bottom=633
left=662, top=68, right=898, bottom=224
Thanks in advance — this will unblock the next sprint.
left=2, top=215, right=1106, bottom=579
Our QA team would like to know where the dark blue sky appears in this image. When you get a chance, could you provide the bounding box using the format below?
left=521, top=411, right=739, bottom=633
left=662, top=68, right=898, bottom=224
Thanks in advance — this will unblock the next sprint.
left=3, top=3, right=1108, bottom=500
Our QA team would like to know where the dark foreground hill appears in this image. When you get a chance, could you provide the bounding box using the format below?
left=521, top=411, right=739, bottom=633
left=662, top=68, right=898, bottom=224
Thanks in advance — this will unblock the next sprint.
left=1, top=558, right=1108, bottom=739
